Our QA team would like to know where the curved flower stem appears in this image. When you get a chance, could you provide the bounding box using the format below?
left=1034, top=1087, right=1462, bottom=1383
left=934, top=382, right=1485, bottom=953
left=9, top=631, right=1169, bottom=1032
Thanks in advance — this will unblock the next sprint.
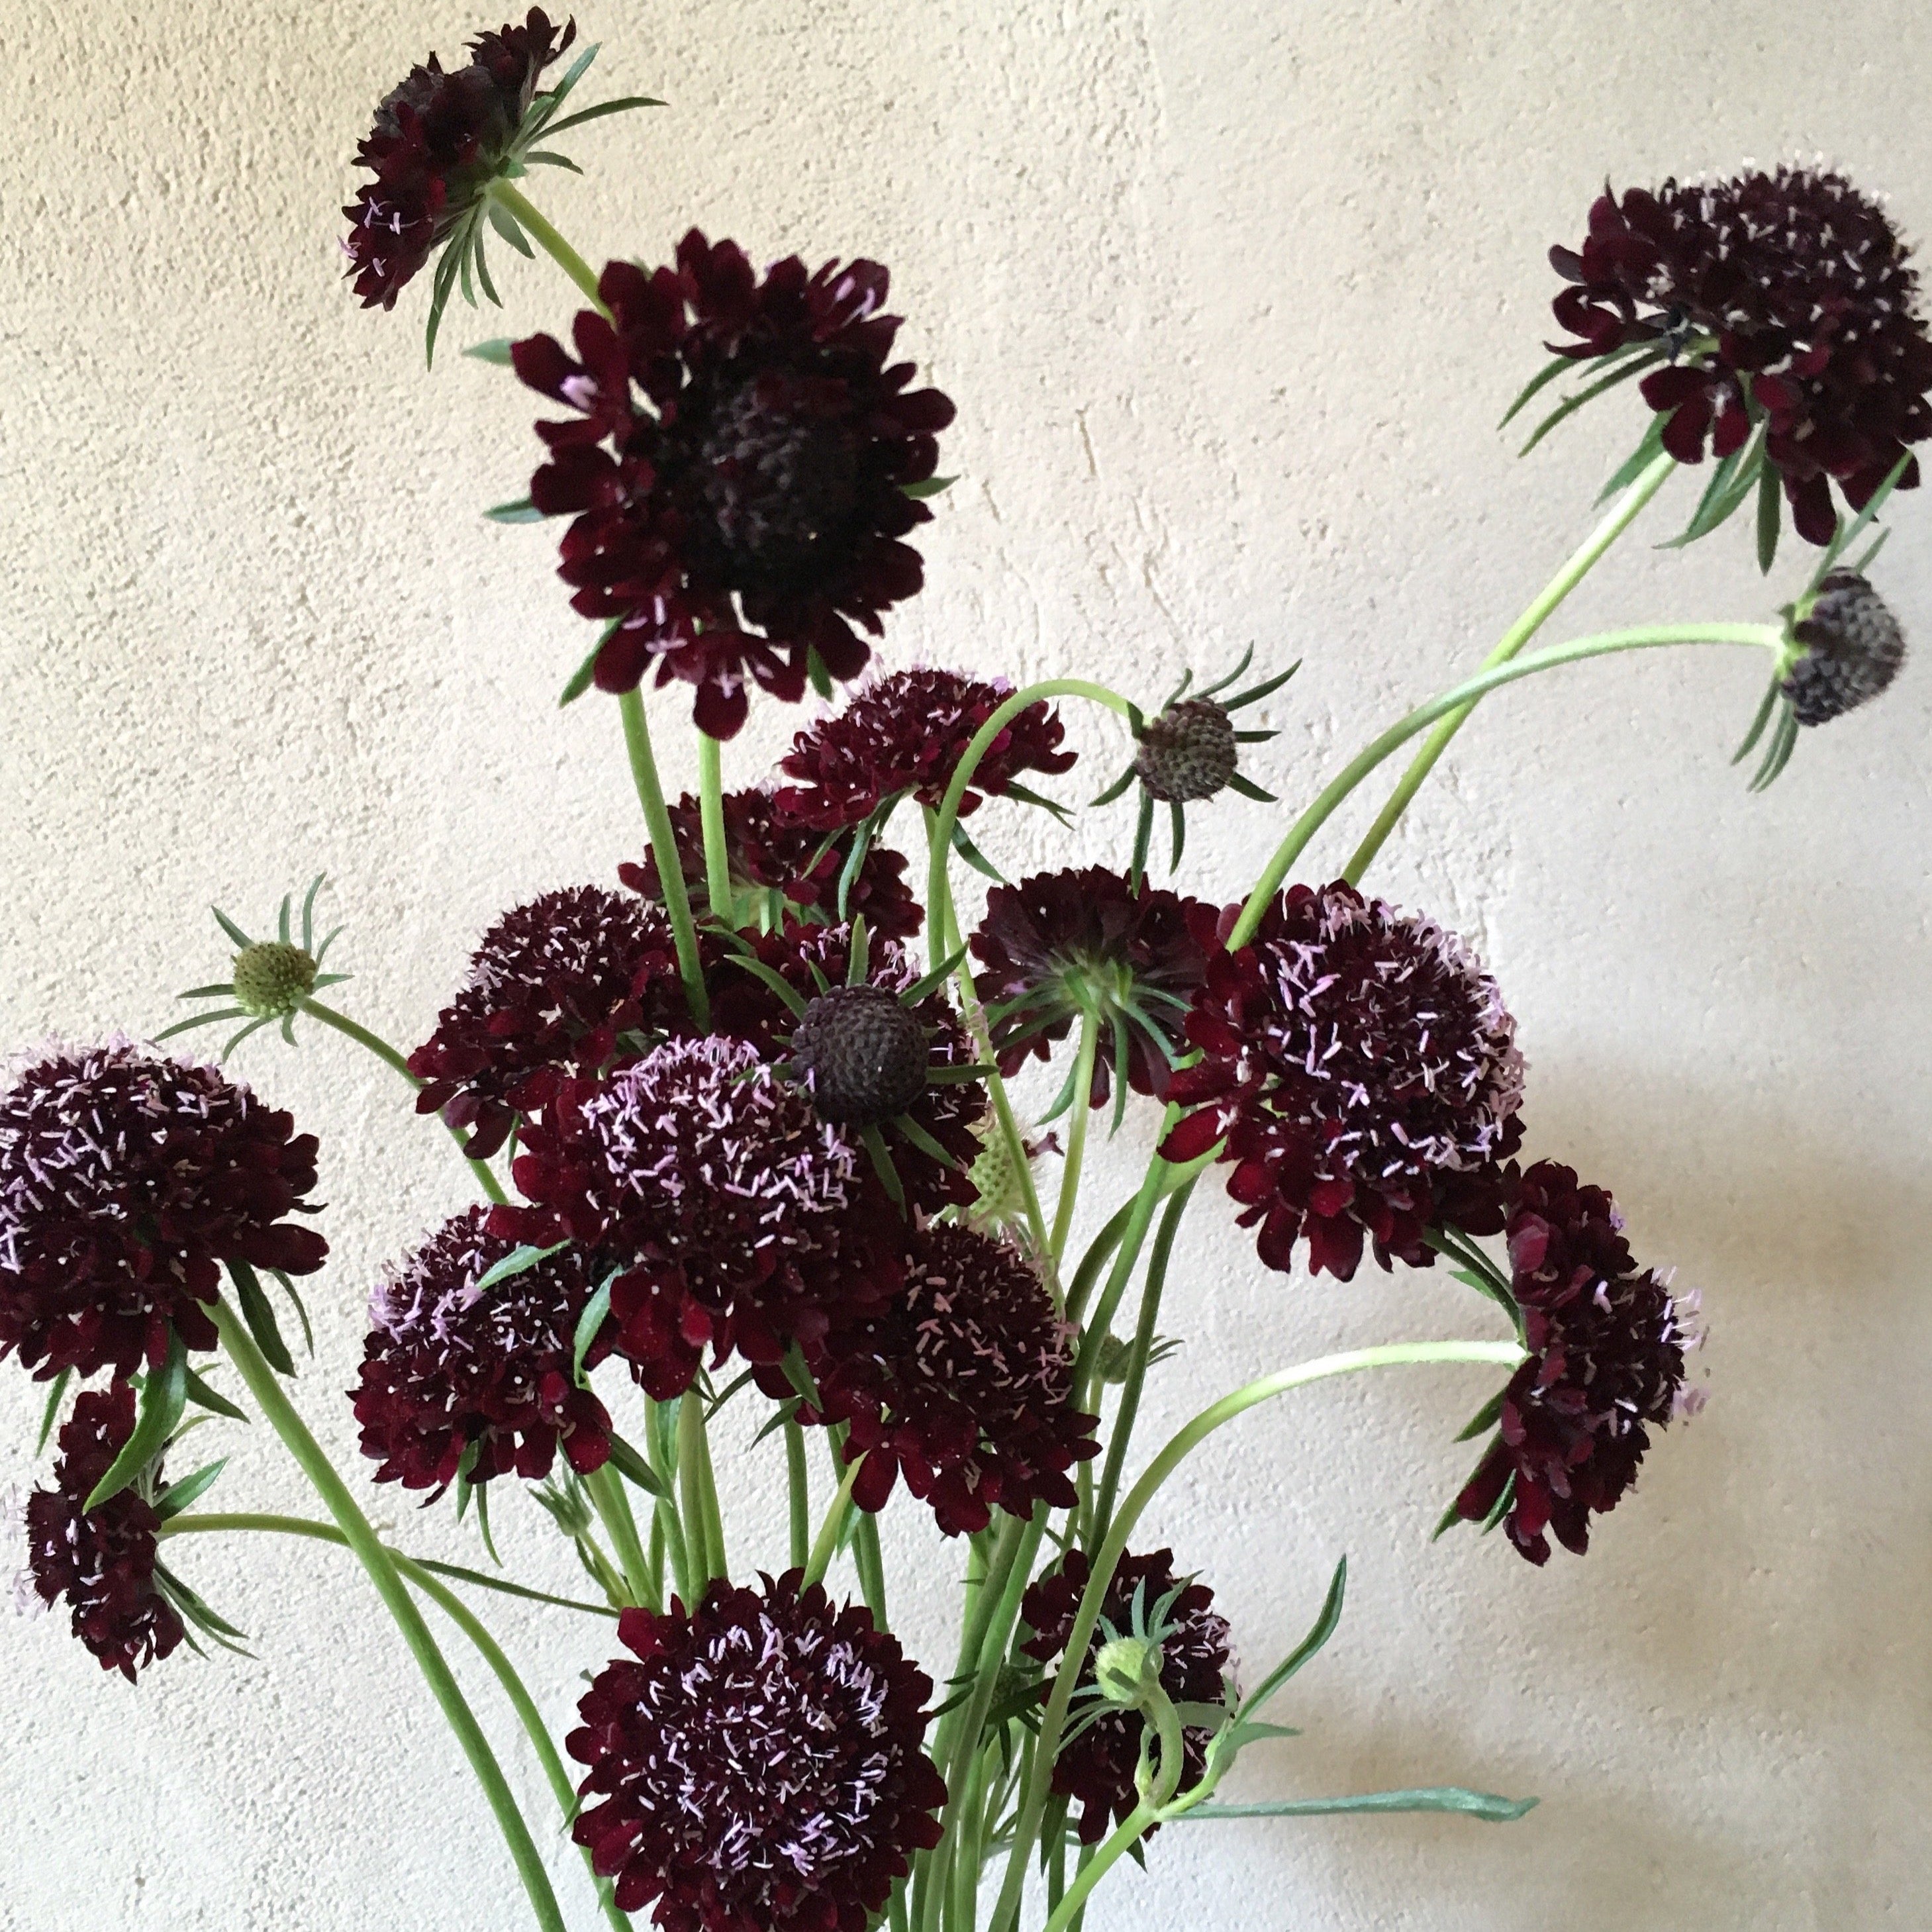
left=295, top=996, right=507, bottom=1204
left=618, top=689, right=710, bottom=1028
left=489, top=181, right=606, bottom=311
left=584, top=1463, right=657, bottom=1611
left=696, top=731, right=735, bottom=922
left=803, top=1453, right=866, bottom=1588
left=208, top=1300, right=571, bottom=1932
left=1342, top=449, right=1677, bottom=882
left=163, top=1512, right=632, bottom=1932
left=1228, top=622, right=1780, bottom=949
left=986, top=1339, right=1527, bottom=1932
left=1049, top=1013, right=1100, bottom=1263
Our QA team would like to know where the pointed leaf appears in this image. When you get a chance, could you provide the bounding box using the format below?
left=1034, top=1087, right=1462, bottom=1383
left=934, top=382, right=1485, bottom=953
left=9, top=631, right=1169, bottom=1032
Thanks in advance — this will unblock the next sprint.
left=1175, top=1788, right=1537, bottom=1824
left=465, top=337, right=517, bottom=366
left=229, top=1260, right=293, bottom=1376
left=1594, top=412, right=1669, bottom=506
left=1519, top=350, right=1665, bottom=457
left=1756, top=461, right=1782, bottom=573
left=900, top=474, right=957, bottom=500
left=572, top=1277, right=614, bottom=1385
left=485, top=497, right=548, bottom=524
left=211, top=906, right=254, bottom=949
left=474, top=1240, right=571, bottom=1294
left=84, top=1328, right=187, bottom=1511
left=34, top=1369, right=71, bottom=1455
left=1237, top=1556, right=1346, bottom=1721
left=1731, top=676, right=1783, bottom=765
left=154, top=1457, right=228, bottom=1521
left=604, top=1429, right=667, bottom=1496
left=183, top=1366, right=248, bottom=1423
left=1090, top=764, right=1137, bottom=808
left=1497, top=352, right=1575, bottom=432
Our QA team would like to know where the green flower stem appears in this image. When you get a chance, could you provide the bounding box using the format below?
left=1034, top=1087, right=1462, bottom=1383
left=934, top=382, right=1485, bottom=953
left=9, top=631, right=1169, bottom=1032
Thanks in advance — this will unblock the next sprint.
left=207, top=1300, right=571, bottom=1932
left=618, top=689, right=710, bottom=1028
left=490, top=181, right=606, bottom=310
left=163, top=1512, right=632, bottom=1932
left=803, top=1453, right=866, bottom=1587
left=1342, top=448, right=1677, bottom=882
left=677, top=1390, right=729, bottom=1584
left=1228, top=621, right=1781, bottom=950
left=584, top=1463, right=657, bottom=1611
left=785, top=1416, right=811, bottom=1570
left=853, top=1511, right=888, bottom=1623
left=696, top=731, right=735, bottom=922
left=644, top=1402, right=697, bottom=1606
left=1049, top=1012, right=1100, bottom=1262
left=296, top=996, right=506, bottom=1204
left=987, top=1338, right=1527, bottom=1932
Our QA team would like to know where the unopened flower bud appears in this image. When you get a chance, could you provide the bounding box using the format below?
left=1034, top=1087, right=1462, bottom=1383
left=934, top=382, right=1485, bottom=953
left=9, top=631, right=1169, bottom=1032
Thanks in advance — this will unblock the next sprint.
left=1092, top=1632, right=1166, bottom=1709
left=1782, top=571, right=1906, bottom=725
left=231, top=941, right=318, bottom=1019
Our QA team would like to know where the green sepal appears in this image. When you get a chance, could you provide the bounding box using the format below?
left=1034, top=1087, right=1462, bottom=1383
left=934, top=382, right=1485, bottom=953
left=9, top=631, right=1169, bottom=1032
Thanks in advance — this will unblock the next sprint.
left=84, top=1328, right=187, bottom=1512
left=558, top=621, right=620, bottom=706
left=900, top=475, right=957, bottom=499
left=704, top=1366, right=758, bottom=1420
left=900, top=947, right=967, bottom=1005
left=1756, top=461, right=1782, bottom=573
left=1730, top=675, right=1783, bottom=766
left=1659, top=436, right=1763, bottom=549
left=572, top=1277, right=614, bottom=1386
left=859, top=1124, right=905, bottom=1208
left=485, top=497, right=548, bottom=524
left=1453, top=1388, right=1508, bottom=1443
left=454, top=1440, right=481, bottom=1520
left=720, top=951, right=810, bottom=1017
left=1808, top=446, right=1913, bottom=593
left=211, top=906, right=254, bottom=949
left=1234, top=1555, right=1345, bottom=1722
left=1000, top=781, right=1074, bottom=826
left=1222, top=660, right=1300, bottom=710
left=845, top=915, right=872, bottom=986
left=603, top=1431, right=667, bottom=1497
left=537, top=94, right=665, bottom=140
left=183, top=1367, right=248, bottom=1422
left=177, top=983, right=239, bottom=1001
left=471, top=1473, right=502, bottom=1565
left=488, top=201, right=536, bottom=258
left=464, top=338, right=517, bottom=365
left=1175, top=1788, right=1537, bottom=1824
left=1090, top=764, right=1137, bottom=808
left=891, top=1113, right=962, bottom=1171
left=1168, top=799, right=1186, bottom=871
left=1224, top=771, right=1276, bottom=803
left=1496, top=352, right=1574, bottom=432
left=1595, top=412, right=1668, bottom=505
left=522, top=149, right=583, bottom=173
left=229, top=1260, right=294, bottom=1377
left=1518, top=348, right=1665, bottom=457
left=1748, top=699, right=1800, bottom=792
left=154, top=1456, right=228, bottom=1521
left=424, top=231, right=465, bottom=367
left=779, top=1340, right=823, bottom=1410
left=269, top=1270, right=315, bottom=1358
left=835, top=815, right=878, bottom=924
left=751, top=1394, right=800, bottom=1446
left=474, top=1239, right=571, bottom=1294
left=34, top=1369, right=72, bottom=1455
left=949, top=820, right=1006, bottom=884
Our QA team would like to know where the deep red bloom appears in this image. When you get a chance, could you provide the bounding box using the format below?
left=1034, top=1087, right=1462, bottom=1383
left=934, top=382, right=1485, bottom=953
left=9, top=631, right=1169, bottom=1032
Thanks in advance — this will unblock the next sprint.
left=1549, top=168, right=1932, bottom=542
left=569, top=1570, right=946, bottom=1931
left=344, top=10, right=575, bottom=308
left=352, top=1206, right=614, bottom=1493
left=772, top=668, right=1075, bottom=830
left=0, top=1043, right=327, bottom=1378
left=1019, top=1549, right=1232, bottom=1843
left=21, top=1382, right=183, bottom=1680
left=1161, top=885, right=1523, bottom=1280
left=409, top=886, right=685, bottom=1160
left=511, top=231, right=954, bottom=735
left=1456, top=1161, right=1700, bottom=1564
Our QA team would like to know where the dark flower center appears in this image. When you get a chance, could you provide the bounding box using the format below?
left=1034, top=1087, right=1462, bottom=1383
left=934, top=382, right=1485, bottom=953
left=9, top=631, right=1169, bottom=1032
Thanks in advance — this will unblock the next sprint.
left=1135, top=699, right=1238, bottom=802
left=793, top=984, right=927, bottom=1124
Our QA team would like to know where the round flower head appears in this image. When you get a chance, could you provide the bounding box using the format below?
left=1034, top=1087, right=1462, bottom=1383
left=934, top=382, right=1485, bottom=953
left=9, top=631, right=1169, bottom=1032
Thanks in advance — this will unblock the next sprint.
left=1455, top=1161, right=1701, bottom=1565
left=0, top=1042, right=328, bottom=1378
left=1133, top=698, right=1238, bottom=803
left=344, top=10, right=576, bottom=309
left=1549, top=167, right=1932, bottom=544
left=569, top=1570, right=947, bottom=1931
left=804, top=1223, right=1099, bottom=1536
left=1019, top=1549, right=1232, bottom=1844
left=772, top=668, right=1075, bottom=830
left=409, top=887, right=685, bottom=1161
left=352, top=1206, right=614, bottom=1494
left=512, top=232, right=955, bottom=736
left=971, top=867, right=1210, bottom=1110
left=1162, top=885, right=1524, bottom=1281
left=1783, top=570, right=1908, bottom=724
left=22, top=1382, right=183, bottom=1680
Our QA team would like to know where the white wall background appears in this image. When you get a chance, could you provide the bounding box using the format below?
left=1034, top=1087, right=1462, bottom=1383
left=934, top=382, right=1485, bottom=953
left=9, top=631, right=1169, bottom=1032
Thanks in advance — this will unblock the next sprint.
left=1, top=2, right=1927, bottom=1927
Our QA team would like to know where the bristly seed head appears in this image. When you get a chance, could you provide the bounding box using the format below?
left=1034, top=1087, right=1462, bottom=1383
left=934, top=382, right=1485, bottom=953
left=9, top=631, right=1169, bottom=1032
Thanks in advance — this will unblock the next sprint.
left=231, top=942, right=318, bottom=1019
left=1784, top=570, right=1908, bottom=724
left=791, top=984, right=928, bottom=1126
left=1134, top=697, right=1239, bottom=802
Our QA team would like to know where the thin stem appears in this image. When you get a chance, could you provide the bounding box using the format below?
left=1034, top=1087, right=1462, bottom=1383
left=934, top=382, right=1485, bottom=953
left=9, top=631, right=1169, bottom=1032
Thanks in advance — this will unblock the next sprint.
left=1228, top=622, right=1780, bottom=949
left=803, top=1453, right=866, bottom=1587
left=852, top=1511, right=888, bottom=1625
left=1069, top=1124, right=1181, bottom=1427
left=1343, top=449, right=1676, bottom=881
left=677, top=1391, right=720, bottom=1585
left=696, top=732, right=735, bottom=923
left=644, top=1402, right=697, bottom=1607
left=618, top=688, right=709, bottom=1028
left=987, top=1339, right=1526, bottom=1932
left=1049, top=1013, right=1100, bottom=1261
left=584, top=1463, right=657, bottom=1611
left=785, top=1417, right=811, bottom=1571
left=490, top=181, right=606, bottom=309
left=208, top=1300, right=570, bottom=1932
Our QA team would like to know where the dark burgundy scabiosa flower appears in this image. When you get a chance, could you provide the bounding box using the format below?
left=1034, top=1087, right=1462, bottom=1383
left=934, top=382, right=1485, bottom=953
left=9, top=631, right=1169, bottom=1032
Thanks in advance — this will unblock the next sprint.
left=511, top=232, right=955, bottom=736
left=344, top=10, right=576, bottom=309
left=352, top=1206, right=614, bottom=1494
left=620, top=789, right=923, bottom=943
left=0, top=1042, right=328, bottom=1379
left=19, top=1382, right=183, bottom=1680
left=1455, top=1161, right=1702, bottom=1565
left=806, top=1223, right=1098, bottom=1536
left=971, top=867, right=1212, bottom=1110
left=570, top=1571, right=947, bottom=1931
left=1019, top=1549, right=1233, bottom=1844
left=409, top=886, right=685, bottom=1161
left=771, top=668, right=1075, bottom=830
left=1783, top=569, right=1909, bottom=724
left=1549, top=168, right=1932, bottom=543
left=1161, top=885, right=1524, bottom=1282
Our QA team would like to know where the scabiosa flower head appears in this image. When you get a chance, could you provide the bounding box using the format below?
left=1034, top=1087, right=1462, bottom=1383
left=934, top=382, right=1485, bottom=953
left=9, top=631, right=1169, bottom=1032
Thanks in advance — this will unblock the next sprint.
left=344, top=10, right=576, bottom=309
left=1455, top=1161, right=1701, bottom=1564
left=790, top=985, right=928, bottom=1126
left=0, top=1042, right=327, bottom=1378
left=1162, top=885, right=1524, bottom=1281
left=512, top=232, right=955, bottom=736
left=1549, top=167, right=1932, bottom=543
left=971, top=868, right=1211, bottom=1108
left=21, top=1383, right=183, bottom=1680
left=352, top=1206, right=613, bottom=1494
left=409, top=887, right=685, bottom=1161
left=1020, top=1549, right=1232, bottom=1843
left=1783, top=569, right=1908, bottom=723
left=806, top=1224, right=1098, bottom=1536
left=1134, top=698, right=1238, bottom=803
left=569, top=1570, right=947, bottom=1931
left=772, top=669, right=1075, bottom=830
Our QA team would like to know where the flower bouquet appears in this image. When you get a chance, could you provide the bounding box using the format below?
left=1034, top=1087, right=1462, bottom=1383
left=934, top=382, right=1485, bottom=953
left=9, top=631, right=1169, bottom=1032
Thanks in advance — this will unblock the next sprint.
left=5, top=14, right=1921, bottom=1931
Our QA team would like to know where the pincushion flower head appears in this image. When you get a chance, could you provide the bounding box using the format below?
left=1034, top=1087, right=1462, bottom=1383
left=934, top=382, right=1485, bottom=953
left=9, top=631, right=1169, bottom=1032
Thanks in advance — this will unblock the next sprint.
left=1162, top=884, right=1524, bottom=1280
left=512, top=230, right=955, bottom=736
left=409, top=886, right=685, bottom=1160
left=0, top=1042, right=328, bottom=1378
left=569, top=1570, right=946, bottom=1931
left=1782, top=568, right=1909, bottom=724
left=1453, top=1161, right=1701, bottom=1565
left=352, top=1206, right=614, bottom=1494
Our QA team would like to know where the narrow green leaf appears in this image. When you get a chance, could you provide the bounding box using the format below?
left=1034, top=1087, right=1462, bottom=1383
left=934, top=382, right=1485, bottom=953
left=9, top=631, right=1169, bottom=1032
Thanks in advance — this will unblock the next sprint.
left=1731, top=676, right=1782, bottom=765
left=1223, top=661, right=1301, bottom=710
left=572, top=1277, right=614, bottom=1385
left=1811, top=447, right=1913, bottom=589
left=1175, top=1788, right=1537, bottom=1824
left=1090, top=764, right=1137, bottom=808
left=900, top=474, right=957, bottom=500
left=1496, top=352, right=1574, bottom=431
left=900, top=946, right=968, bottom=1004
left=1453, top=1388, right=1507, bottom=1443
left=1519, top=349, right=1665, bottom=457
left=34, top=1369, right=71, bottom=1454
left=465, top=337, right=517, bottom=367
left=1594, top=412, right=1668, bottom=506
left=1168, top=799, right=1186, bottom=871
left=488, top=202, right=536, bottom=258
left=475, top=1240, right=571, bottom=1294
left=211, top=906, right=254, bottom=949
left=720, top=952, right=810, bottom=1017
left=484, top=497, right=547, bottom=524
left=154, top=1457, right=228, bottom=1521
left=845, top=916, right=871, bottom=987
left=220, top=1016, right=273, bottom=1060
left=860, top=1124, right=905, bottom=1208
left=152, top=1009, right=245, bottom=1042
left=1847, top=525, right=1892, bottom=577
left=1756, top=461, right=1782, bottom=573
left=604, top=1430, right=667, bottom=1497
left=85, top=1329, right=187, bottom=1511
left=269, top=1270, right=315, bottom=1358
left=537, top=42, right=604, bottom=115
left=538, top=95, right=666, bottom=139
left=1660, top=437, right=1762, bottom=549
left=424, top=236, right=465, bottom=367
left=837, top=818, right=877, bottom=924
left=183, top=1367, right=248, bottom=1423
left=472, top=1475, right=502, bottom=1565
left=176, top=984, right=239, bottom=1000
left=557, top=624, right=617, bottom=706
left=1750, top=700, right=1801, bottom=791
left=471, top=225, right=503, bottom=307
left=949, top=820, right=1006, bottom=884
left=1237, top=1556, right=1346, bottom=1721
left=522, top=149, right=585, bottom=172
left=891, top=1114, right=961, bottom=1171
left=230, top=1260, right=294, bottom=1377
left=1224, top=771, right=1277, bottom=802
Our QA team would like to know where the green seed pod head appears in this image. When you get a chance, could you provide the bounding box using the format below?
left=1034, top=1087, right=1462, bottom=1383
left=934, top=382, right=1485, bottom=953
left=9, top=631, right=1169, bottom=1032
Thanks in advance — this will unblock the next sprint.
left=231, top=941, right=318, bottom=1019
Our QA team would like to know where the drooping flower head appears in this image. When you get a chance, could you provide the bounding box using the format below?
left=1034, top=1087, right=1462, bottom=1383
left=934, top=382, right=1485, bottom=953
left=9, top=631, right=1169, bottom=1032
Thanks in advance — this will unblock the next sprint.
left=1455, top=1161, right=1701, bottom=1564
left=20, top=1382, right=183, bottom=1680
left=409, top=886, right=685, bottom=1160
left=352, top=1206, right=614, bottom=1494
left=570, top=1570, right=947, bottom=1931
left=1019, top=1548, right=1233, bottom=1844
left=512, top=232, right=955, bottom=736
left=0, top=1043, right=328, bottom=1378
left=1783, top=569, right=1909, bottom=724
left=803, top=1223, right=1098, bottom=1535
left=344, top=10, right=577, bottom=309
left=1162, top=884, right=1524, bottom=1280
left=971, top=867, right=1210, bottom=1110
left=1549, top=167, right=1932, bottom=543
left=772, top=668, right=1075, bottom=830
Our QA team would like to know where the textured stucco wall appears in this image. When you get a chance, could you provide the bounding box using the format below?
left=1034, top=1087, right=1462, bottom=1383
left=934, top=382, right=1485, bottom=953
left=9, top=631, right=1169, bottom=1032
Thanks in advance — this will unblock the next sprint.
left=2, top=2, right=1929, bottom=1927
